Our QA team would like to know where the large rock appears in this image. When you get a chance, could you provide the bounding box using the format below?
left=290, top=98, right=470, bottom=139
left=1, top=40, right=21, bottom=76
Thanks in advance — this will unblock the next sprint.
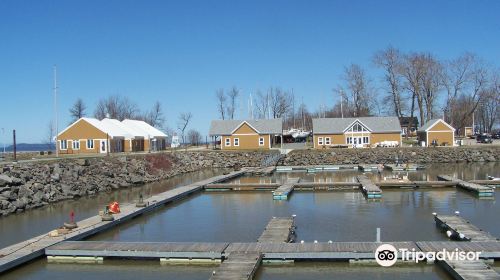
left=0, top=174, right=13, bottom=186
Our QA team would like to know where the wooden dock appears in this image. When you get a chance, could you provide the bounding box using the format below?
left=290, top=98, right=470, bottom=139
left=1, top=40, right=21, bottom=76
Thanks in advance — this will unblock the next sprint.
left=416, top=241, right=500, bottom=259
left=275, top=165, right=359, bottom=172
left=273, top=178, right=300, bottom=200
left=357, top=175, right=382, bottom=198
left=384, top=164, right=422, bottom=171
left=434, top=214, right=498, bottom=242
left=438, top=175, right=494, bottom=197
left=46, top=241, right=229, bottom=261
left=438, top=260, right=500, bottom=280
left=209, top=252, right=262, bottom=280
left=257, top=217, right=295, bottom=243
left=358, top=164, right=379, bottom=172
left=0, top=169, right=248, bottom=274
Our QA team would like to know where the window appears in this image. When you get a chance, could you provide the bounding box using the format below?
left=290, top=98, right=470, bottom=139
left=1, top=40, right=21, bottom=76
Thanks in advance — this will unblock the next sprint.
left=234, top=138, right=239, bottom=146
left=318, top=137, right=324, bottom=145
left=225, top=138, right=231, bottom=146
left=363, top=137, right=369, bottom=144
left=347, top=122, right=369, bottom=133
left=60, top=140, right=67, bottom=150
left=347, top=137, right=352, bottom=144
left=259, top=137, right=264, bottom=146
left=87, top=139, right=94, bottom=149
left=72, top=140, right=80, bottom=150
left=325, top=137, right=331, bottom=145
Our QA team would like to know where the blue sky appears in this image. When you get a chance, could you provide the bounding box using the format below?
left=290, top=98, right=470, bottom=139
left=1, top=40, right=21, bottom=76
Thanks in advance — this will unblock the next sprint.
left=0, top=0, right=499, bottom=143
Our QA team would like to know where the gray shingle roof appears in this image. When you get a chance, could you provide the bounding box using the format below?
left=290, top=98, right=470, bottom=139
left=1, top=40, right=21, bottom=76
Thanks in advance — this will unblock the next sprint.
left=418, top=119, right=454, bottom=132
left=209, top=118, right=283, bottom=136
left=312, top=117, right=402, bottom=134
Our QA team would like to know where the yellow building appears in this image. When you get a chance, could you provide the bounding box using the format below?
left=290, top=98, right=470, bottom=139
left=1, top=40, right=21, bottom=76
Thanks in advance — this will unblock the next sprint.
left=312, top=117, right=402, bottom=148
left=209, top=119, right=282, bottom=150
left=417, top=119, right=455, bottom=147
left=57, top=117, right=167, bottom=155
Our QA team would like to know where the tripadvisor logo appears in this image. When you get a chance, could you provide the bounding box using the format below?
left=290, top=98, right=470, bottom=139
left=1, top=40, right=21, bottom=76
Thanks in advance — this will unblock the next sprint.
left=375, top=244, right=398, bottom=267
left=375, top=243, right=482, bottom=267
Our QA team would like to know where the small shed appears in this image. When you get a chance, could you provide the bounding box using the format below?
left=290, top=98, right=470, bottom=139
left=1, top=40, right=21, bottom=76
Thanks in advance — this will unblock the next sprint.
left=417, top=119, right=455, bottom=147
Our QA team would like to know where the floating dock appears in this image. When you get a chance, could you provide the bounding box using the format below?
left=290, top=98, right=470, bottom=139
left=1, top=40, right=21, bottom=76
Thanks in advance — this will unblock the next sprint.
left=358, top=164, right=379, bottom=172
left=272, top=178, right=300, bottom=200
left=438, top=259, right=500, bottom=280
left=257, top=217, right=295, bottom=243
left=384, top=164, right=422, bottom=171
left=0, top=169, right=248, bottom=274
left=275, top=165, right=359, bottom=172
left=209, top=252, right=262, bottom=280
left=438, top=175, right=495, bottom=197
left=434, top=214, right=498, bottom=242
left=357, top=175, right=382, bottom=198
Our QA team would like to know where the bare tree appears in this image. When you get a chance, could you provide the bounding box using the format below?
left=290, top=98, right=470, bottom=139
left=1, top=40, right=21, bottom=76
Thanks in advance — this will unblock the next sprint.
left=255, top=90, right=270, bottom=119
left=226, top=87, right=239, bottom=119
left=142, top=101, right=165, bottom=128
left=187, top=129, right=202, bottom=146
left=215, top=89, right=226, bottom=120
left=339, top=64, right=373, bottom=117
left=442, top=53, right=475, bottom=126
left=177, top=112, right=192, bottom=144
left=69, top=98, right=87, bottom=122
left=373, top=46, right=405, bottom=118
left=269, top=88, right=293, bottom=119
left=94, top=95, right=139, bottom=120
left=401, top=53, right=427, bottom=126
left=420, top=53, right=443, bottom=121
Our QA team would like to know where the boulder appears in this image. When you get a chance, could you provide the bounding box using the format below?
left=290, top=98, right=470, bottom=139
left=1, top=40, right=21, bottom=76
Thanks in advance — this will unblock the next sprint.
left=0, top=174, right=13, bottom=186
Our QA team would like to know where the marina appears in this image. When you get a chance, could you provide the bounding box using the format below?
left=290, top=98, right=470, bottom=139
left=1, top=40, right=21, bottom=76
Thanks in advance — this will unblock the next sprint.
left=1, top=162, right=499, bottom=279
left=438, top=175, right=495, bottom=197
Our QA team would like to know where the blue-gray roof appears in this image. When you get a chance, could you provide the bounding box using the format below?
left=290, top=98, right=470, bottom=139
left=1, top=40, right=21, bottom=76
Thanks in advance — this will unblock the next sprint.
left=209, top=119, right=283, bottom=136
left=313, top=117, right=402, bottom=134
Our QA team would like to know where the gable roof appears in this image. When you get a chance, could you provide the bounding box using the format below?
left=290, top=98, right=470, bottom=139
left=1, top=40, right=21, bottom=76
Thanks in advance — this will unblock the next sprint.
left=313, top=117, right=402, bottom=134
left=418, top=119, right=455, bottom=132
left=122, top=119, right=168, bottom=138
left=209, top=118, right=283, bottom=136
left=58, top=117, right=167, bottom=139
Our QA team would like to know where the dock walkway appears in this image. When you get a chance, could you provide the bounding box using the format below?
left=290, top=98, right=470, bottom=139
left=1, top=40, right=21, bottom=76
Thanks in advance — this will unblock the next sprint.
left=438, top=175, right=494, bottom=197
left=273, top=178, right=300, bottom=200
left=357, top=175, right=382, bottom=198
left=434, top=214, right=498, bottom=242
left=257, top=217, right=295, bottom=243
left=0, top=169, right=248, bottom=274
left=209, top=252, right=263, bottom=280
left=440, top=260, right=500, bottom=280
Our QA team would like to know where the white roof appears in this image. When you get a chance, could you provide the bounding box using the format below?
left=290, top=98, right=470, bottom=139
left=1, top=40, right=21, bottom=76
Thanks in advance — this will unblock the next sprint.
left=101, top=118, right=136, bottom=139
left=122, top=119, right=167, bottom=138
left=58, top=117, right=167, bottom=139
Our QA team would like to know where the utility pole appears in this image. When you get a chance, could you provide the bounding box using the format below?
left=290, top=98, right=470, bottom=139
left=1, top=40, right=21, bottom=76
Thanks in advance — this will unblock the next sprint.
left=54, top=65, right=59, bottom=157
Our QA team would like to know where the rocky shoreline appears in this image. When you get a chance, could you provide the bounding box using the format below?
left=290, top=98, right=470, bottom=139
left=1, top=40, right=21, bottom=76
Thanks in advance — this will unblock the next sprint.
left=0, top=147, right=499, bottom=217
left=284, top=146, right=500, bottom=165
left=0, top=151, right=270, bottom=217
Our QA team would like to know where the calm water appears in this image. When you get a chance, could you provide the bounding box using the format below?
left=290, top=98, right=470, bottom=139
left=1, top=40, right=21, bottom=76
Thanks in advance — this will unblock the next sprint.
left=0, top=168, right=227, bottom=248
left=2, top=162, right=499, bottom=279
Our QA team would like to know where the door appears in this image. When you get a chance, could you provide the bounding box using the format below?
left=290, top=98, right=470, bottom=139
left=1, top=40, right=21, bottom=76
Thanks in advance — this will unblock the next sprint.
left=100, top=140, right=107, bottom=153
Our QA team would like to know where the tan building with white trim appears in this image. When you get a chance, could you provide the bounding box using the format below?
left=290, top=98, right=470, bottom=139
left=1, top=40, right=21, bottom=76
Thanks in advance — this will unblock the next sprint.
left=417, top=119, right=455, bottom=147
left=312, top=117, right=402, bottom=148
left=209, top=119, right=282, bottom=150
left=57, top=117, right=167, bottom=155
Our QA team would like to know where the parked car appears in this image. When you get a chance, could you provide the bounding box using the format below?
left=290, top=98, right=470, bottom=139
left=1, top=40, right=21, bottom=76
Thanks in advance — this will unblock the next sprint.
left=476, top=134, right=493, bottom=144
left=492, top=132, right=500, bottom=139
